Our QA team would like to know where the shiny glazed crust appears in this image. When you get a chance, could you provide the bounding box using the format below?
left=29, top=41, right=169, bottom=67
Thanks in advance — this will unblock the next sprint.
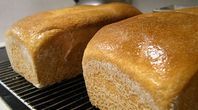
left=82, top=12, right=198, bottom=110
left=5, top=3, right=141, bottom=88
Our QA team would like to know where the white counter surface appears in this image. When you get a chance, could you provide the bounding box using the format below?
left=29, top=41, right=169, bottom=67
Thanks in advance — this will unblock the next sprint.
left=0, top=42, right=5, bottom=48
left=0, top=97, right=11, bottom=110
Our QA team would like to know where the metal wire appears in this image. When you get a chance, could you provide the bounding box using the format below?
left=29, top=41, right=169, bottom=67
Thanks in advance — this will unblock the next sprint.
left=0, top=61, right=97, bottom=110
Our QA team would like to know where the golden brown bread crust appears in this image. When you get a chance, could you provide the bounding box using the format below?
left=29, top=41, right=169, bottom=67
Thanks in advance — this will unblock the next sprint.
left=82, top=12, right=198, bottom=109
left=6, top=3, right=141, bottom=52
left=5, top=3, right=141, bottom=88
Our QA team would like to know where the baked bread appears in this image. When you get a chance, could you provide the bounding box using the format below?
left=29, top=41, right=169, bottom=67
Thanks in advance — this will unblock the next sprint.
left=5, top=3, right=141, bottom=88
left=82, top=12, right=198, bottom=110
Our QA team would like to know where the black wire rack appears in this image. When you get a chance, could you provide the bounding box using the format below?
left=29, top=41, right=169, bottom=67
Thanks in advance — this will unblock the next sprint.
left=0, top=59, right=97, bottom=110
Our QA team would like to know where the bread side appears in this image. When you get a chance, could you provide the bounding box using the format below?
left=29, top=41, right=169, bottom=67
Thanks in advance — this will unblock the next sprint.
left=5, top=3, right=141, bottom=88
left=82, top=12, right=198, bottom=109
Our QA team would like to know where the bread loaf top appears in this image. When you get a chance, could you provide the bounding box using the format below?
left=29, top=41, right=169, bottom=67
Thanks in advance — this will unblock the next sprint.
left=6, top=3, right=141, bottom=52
left=83, top=12, right=198, bottom=107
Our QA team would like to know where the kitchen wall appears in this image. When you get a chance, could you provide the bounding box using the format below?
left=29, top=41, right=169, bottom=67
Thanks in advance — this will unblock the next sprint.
left=1, top=0, right=198, bottom=44
left=132, top=0, right=198, bottom=12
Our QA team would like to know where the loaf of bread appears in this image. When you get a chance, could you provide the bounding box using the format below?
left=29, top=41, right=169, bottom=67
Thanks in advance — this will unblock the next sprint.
left=82, top=12, right=198, bottom=110
left=5, top=3, right=141, bottom=88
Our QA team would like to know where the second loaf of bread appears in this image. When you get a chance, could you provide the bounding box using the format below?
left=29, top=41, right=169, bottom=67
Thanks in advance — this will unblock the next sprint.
left=82, top=12, right=198, bottom=110
left=5, top=3, right=141, bottom=88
